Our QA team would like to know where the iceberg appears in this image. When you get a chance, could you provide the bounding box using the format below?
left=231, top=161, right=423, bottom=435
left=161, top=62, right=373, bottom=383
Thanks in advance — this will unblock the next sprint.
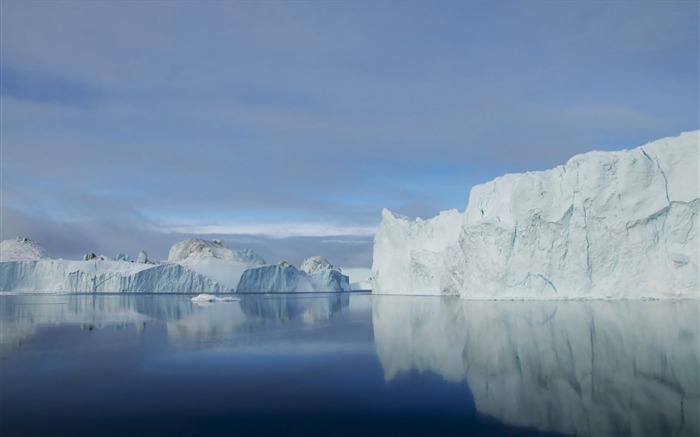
left=236, top=261, right=315, bottom=292
left=372, top=131, right=700, bottom=299
left=136, top=250, right=149, bottom=264
left=300, top=256, right=350, bottom=292
left=0, top=259, right=231, bottom=293
left=0, top=237, right=49, bottom=261
left=190, top=293, right=240, bottom=304
left=168, top=238, right=266, bottom=289
left=0, top=238, right=230, bottom=293
left=237, top=257, right=350, bottom=293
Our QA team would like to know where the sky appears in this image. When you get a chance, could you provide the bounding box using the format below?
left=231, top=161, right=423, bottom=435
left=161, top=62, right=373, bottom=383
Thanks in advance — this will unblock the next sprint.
left=1, top=0, right=698, bottom=270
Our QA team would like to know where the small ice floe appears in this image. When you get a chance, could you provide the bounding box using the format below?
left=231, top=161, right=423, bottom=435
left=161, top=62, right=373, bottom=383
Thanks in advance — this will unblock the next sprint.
left=190, top=293, right=240, bottom=304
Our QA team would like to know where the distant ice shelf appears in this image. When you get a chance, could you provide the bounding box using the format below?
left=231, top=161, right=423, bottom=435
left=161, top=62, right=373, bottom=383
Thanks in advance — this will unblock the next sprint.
left=0, top=237, right=351, bottom=293
left=372, top=131, right=700, bottom=299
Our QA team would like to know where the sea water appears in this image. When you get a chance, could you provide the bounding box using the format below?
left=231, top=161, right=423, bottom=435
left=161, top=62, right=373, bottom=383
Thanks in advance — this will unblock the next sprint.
left=1, top=293, right=697, bottom=436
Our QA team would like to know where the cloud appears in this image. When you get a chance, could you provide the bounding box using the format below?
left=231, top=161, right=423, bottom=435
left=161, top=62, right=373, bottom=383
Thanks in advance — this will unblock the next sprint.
left=166, top=223, right=378, bottom=239
left=1, top=1, right=697, bottom=267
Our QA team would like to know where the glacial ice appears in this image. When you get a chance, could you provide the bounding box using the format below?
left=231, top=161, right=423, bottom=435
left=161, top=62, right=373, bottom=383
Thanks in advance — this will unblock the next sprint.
left=136, top=250, right=149, bottom=264
left=0, top=237, right=350, bottom=294
left=168, top=238, right=266, bottom=265
left=168, top=238, right=267, bottom=290
left=0, top=259, right=231, bottom=293
left=237, top=258, right=350, bottom=293
left=372, top=131, right=700, bottom=299
left=190, top=293, right=240, bottom=304
left=0, top=237, right=49, bottom=261
left=372, top=295, right=699, bottom=436
left=0, top=238, right=234, bottom=293
left=300, top=256, right=350, bottom=292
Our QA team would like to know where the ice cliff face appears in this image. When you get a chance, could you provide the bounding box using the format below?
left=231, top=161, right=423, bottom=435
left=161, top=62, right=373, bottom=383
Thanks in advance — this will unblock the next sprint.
left=0, top=238, right=231, bottom=293
left=373, top=209, right=462, bottom=295
left=373, top=131, right=700, bottom=299
left=236, top=258, right=350, bottom=292
left=0, top=259, right=230, bottom=293
left=0, top=237, right=349, bottom=294
left=372, top=295, right=699, bottom=437
left=300, top=256, right=350, bottom=292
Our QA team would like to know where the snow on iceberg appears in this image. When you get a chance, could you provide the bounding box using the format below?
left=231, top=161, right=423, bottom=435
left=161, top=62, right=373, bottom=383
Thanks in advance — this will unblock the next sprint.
left=0, top=237, right=49, bottom=261
left=300, top=256, right=350, bottom=292
left=168, top=238, right=266, bottom=289
left=372, top=131, right=700, bottom=299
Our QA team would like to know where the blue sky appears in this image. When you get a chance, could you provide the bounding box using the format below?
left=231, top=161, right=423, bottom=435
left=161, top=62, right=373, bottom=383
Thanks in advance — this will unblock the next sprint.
left=1, top=0, right=698, bottom=268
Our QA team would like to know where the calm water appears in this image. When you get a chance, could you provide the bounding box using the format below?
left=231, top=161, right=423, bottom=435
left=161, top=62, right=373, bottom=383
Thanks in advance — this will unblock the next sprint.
left=1, top=293, right=697, bottom=437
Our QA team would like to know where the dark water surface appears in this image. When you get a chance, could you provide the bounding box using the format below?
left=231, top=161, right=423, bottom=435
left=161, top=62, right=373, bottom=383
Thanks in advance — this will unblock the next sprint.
left=1, top=293, right=697, bottom=436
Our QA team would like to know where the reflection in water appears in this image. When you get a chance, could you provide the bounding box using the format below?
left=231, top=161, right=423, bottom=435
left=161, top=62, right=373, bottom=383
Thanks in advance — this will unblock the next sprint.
left=239, top=293, right=350, bottom=324
left=373, top=296, right=699, bottom=437
left=1, top=293, right=350, bottom=348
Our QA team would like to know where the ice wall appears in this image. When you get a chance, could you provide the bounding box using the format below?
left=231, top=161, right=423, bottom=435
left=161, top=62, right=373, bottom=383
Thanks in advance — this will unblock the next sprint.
left=372, top=131, right=700, bottom=299
left=0, top=260, right=230, bottom=293
left=237, top=258, right=350, bottom=293
left=372, top=295, right=699, bottom=437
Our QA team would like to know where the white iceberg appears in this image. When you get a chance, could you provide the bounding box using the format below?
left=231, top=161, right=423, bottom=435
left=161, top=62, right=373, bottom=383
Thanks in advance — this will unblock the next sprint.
left=372, top=131, right=700, bottom=299
left=0, top=237, right=49, bottom=261
left=300, top=256, right=350, bottom=292
left=237, top=257, right=350, bottom=293
left=190, top=293, right=240, bottom=304
left=0, top=238, right=230, bottom=293
left=168, top=238, right=266, bottom=290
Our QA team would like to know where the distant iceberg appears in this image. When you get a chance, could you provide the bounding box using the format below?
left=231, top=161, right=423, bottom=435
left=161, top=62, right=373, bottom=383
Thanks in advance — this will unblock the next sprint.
left=168, top=238, right=266, bottom=290
left=1, top=237, right=350, bottom=294
left=0, top=238, right=257, bottom=293
left=237, top=258, right=350, bottom=293
left=373, top=131, right=700, bottom=299
left=190, top=294, right=240, bottom=304
left=0, top=237, right=49, bottom=261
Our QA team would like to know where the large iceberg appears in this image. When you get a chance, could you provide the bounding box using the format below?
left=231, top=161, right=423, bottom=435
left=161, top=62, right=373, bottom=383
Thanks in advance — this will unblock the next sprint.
left=0, top=237, right=350, bottom=294
left=0, top=259, right=230, bottom=293
left=168, top=238, right=266, bottom=289
left=236, top=257, right=350, bottom=292
left=1, top=238, right=231, bottom=293
left=373, top=131, right=700, bottom=299
left=300, top=256, right=350, bottom=292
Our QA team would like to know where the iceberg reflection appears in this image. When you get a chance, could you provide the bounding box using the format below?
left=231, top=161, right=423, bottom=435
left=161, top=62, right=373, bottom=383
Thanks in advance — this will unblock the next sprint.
left=373, top=296, right=699, bottom=437
left=1, top=292, right=351, bottom=348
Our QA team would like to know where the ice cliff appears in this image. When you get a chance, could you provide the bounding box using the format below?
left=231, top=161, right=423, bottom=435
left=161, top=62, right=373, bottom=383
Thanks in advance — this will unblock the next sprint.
left=236, top=257, right=350, bottom=292
left=0, top=237, right=349, bottom=294
left=373, top=131, right=700, bottom=299
left=0, top=238, right=235, bottom=293
left=0, top=259, right=230, bottom=293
